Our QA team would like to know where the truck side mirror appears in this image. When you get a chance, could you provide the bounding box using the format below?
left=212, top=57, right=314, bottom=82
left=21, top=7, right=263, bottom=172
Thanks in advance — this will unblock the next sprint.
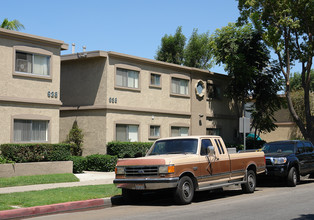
left=207, top=146, right=215, bottom=157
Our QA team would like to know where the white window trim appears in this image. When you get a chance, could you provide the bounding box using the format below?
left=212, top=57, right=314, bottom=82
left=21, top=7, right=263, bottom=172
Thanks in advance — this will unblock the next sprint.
left=114, top=64, right=141, bottom=92
left=13, top=46, right=53, bottom=80
left=170, top=75, right=190, bottom=98
left=11, top=114, right=51, bottom=143
left=149, top=124, right=161, bottom=140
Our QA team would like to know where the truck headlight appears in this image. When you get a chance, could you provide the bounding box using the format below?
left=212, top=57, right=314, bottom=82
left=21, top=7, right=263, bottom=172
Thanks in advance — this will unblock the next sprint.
left=271, top=157, right=287, bottom=164
left=115, top=167, right=125, bottom=175
left=158, top=165, right=175, bottom=174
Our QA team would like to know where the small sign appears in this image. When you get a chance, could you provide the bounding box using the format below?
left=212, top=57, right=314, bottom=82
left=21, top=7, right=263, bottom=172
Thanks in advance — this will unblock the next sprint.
left=239, top=117, right=250, bottom=133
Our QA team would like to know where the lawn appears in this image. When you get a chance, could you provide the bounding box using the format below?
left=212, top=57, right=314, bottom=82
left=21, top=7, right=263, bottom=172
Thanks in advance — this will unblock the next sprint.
left=0, top=184, right=121, bottom=211
left=0, top=173, right=79, bottom=188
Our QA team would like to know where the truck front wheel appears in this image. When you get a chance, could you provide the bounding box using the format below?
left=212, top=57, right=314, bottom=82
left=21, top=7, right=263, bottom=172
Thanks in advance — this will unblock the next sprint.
left=287, top=167, right=298, bottom=187
left=241, top=170, right=256, bottom=193
left=174, top=176, right=194, bottom=205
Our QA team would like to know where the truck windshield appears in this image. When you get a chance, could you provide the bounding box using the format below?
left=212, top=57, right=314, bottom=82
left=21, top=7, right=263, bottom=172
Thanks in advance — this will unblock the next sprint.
left=148, top=139, right=198, bottom=155
left=262, top=143, right=295, bottom=154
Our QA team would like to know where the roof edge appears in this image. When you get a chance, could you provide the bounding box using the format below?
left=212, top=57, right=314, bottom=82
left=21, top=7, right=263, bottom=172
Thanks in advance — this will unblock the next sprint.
left=0, top=28, right=68, bottom=50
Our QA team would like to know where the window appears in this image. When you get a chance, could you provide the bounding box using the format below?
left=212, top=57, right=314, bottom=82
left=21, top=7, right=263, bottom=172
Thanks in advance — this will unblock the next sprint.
left=15, top=51, right=50, bottom=76
left=171, top=78, right=189, bottom=95
left=14, top=119, right=48, bottom=142
left=171, top=126, right=189, bottom=137
left=150, top=74, right=161, bottom=86
left=150, top=125, right=160, bottom=138
left=206, top=128, right=220, bottom=136
left=116, top=124, right=138, bottom=142
left=116, top=68, right=139, bottom=88
left=201, top=139, right=213, bottom=155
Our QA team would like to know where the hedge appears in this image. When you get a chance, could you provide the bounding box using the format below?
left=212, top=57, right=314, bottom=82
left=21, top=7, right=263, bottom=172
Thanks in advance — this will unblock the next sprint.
left=107, top=141, right=153, bottom=158
left=0, top=144, right=72, bottom=163
left=85, top=154, right=117, bottom=172
left=70, top=156, right=87, bottom=173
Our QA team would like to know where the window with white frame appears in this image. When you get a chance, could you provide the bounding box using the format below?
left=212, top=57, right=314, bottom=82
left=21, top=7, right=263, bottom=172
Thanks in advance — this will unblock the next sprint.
left=150, top=73, right=161, bottom=86
left=150, top=125, right=160, bottom=137
left=171, top=78, right=189, bottom=95
left=116, top=124, right=139, bottom=142
left=116, top=68, right=139, bottom=89
left=14, top=119, right=48, bottom=142
left=206, top=128, right=220, bottom=136
left=15, top=51, right=50, bottom=76
left=171, top=126, right=189, bottom=137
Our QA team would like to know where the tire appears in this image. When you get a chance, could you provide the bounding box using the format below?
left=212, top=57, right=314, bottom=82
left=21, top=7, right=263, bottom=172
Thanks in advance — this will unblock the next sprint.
left=309, top=173, right=314, bottom=179
left=122, top=189, right=142, bottom=204
left=241, top=170, right=256, bottom=193
left=287, top=167, right=298, bottom=187
left=174, top=176, right=194, bottom=205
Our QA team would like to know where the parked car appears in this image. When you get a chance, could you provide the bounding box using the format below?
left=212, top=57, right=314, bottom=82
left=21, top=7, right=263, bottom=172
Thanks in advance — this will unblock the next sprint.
left=262, top=140, right=314, bottom=187
left=114, top=135, right=266, bottom=204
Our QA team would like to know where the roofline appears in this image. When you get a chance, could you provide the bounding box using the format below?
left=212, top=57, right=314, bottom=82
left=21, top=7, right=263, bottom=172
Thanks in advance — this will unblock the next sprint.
left=61, top=50, right=228, bottom=77
left=0, top=28, right=68, bottom=50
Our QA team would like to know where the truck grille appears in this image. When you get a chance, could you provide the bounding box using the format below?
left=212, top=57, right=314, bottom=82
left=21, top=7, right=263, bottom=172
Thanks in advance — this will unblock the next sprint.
left=125, top=166, right=158, bottom=177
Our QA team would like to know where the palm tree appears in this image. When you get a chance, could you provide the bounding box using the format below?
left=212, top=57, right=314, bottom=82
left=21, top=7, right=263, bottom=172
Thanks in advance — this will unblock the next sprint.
left=1, top=18, right=24, bottom=31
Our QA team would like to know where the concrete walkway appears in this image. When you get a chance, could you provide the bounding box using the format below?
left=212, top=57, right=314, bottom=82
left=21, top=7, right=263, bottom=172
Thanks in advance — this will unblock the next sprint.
left=0, top=171, right=115, bottom=194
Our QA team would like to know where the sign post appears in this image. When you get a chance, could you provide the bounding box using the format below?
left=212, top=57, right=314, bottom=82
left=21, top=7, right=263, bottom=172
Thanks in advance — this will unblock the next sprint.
left=239, top=117, right=250, bottom=150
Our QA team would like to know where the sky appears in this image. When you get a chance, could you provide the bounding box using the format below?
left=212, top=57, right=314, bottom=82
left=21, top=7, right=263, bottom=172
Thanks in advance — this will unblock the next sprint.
left=0, top=0, right=302, bottom=75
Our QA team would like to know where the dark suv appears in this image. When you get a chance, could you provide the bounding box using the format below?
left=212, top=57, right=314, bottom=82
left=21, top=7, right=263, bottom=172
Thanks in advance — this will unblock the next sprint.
left=262, top=140, right=314, bottom=187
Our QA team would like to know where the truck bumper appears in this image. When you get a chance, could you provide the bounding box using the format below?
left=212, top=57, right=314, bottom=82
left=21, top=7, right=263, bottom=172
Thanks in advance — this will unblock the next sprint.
left=114, top=177, right=179, bottom=190
left=265, top=165, right=289, bottom=177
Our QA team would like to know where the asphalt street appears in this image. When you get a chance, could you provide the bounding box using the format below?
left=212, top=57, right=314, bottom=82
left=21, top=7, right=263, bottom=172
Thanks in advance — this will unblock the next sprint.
left=30, top=178, right=314, bottom=220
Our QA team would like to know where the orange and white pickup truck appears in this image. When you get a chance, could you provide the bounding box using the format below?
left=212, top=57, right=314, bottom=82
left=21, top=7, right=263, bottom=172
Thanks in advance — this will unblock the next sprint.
left=114, top=135, right=266, bottom=204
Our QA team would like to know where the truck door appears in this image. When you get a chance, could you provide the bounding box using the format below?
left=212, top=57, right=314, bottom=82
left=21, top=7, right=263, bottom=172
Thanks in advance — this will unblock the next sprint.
left=198, top=138, right=231, bottom=187
left=296, top=142, right=307, bottom=175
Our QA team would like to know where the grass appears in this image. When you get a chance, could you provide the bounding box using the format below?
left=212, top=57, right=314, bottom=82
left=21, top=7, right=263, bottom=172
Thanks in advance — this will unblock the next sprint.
left=0, top=173, right=79, bottom=188
left=0, top=184, right=121, bottom=211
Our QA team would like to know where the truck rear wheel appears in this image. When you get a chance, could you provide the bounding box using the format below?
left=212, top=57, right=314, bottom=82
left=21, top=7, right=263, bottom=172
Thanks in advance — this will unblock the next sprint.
left=174, top=176, right=194, bottom=205
left=287, top=167, right=297, bottom=187
left=241, top=170, right=256, bottom=193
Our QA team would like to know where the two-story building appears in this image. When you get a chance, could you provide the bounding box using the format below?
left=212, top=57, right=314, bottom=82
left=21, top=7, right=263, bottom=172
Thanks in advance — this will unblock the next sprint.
left=0, top=28, right=68, bottom=144
left=60, top=51, right=239, bottom=155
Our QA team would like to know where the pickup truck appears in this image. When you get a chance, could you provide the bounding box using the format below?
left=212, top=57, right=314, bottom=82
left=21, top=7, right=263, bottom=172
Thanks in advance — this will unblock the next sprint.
left=262, top=140, right=314, bottom=187
left=114, top=135, right=266, bottom=204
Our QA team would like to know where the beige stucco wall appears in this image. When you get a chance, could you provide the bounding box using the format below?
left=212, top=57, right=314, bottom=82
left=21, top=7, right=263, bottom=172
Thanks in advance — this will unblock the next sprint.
left=60, top=57, right=107, bottom=107
left=60, top=110, right=107, bottom=156
left=60, top=52, right=239, bottom=155
left=106, top=58, right=191, bottom=113
left=0, top=103, right=60, bottom=144
left=0, top=38, right=61, bottom=100
left=0, top=30, right=64, bottom=145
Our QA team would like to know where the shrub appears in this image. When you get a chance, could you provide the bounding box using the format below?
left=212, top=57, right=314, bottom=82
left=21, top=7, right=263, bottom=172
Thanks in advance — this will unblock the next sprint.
left=0, top=155, right=14, bottom=164
left=66, top=121, right=84, bottom=156
left=70, top=156, right=87, bottom=173
left=85, top=154, right=117, bottom=172
left=107, top=141, right=152, bottom=158
left=0, top=144, right=72, bottom=163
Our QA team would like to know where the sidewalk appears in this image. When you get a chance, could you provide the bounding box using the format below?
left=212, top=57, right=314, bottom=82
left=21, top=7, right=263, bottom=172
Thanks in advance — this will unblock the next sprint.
left=0, top=171, right=118, bottom=219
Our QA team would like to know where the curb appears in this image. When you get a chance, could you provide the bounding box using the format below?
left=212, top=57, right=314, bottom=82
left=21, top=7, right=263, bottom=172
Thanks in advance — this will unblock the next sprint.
left=0, top=198, right=112, bottom=219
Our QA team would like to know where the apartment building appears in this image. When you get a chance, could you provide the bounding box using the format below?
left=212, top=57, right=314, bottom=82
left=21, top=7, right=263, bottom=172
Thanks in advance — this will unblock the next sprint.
left=60, top=51, right=239, bottom=155
left=0, top=28, right=68, bottom=144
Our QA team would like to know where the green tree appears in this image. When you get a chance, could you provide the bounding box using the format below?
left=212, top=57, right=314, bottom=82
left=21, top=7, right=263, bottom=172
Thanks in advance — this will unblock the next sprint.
left=66, top=121, right=84, bottom=156
left=183, top=29, right=214, bottom=70
left=155, top=26, right=186, bottom=65
left=1, top=18, right=24, bottom=31
left=290, top=70, right=314, bottom=92
left=238, top=0, right=314, bottom=142
left=212, top=23, right=282, bottom=136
